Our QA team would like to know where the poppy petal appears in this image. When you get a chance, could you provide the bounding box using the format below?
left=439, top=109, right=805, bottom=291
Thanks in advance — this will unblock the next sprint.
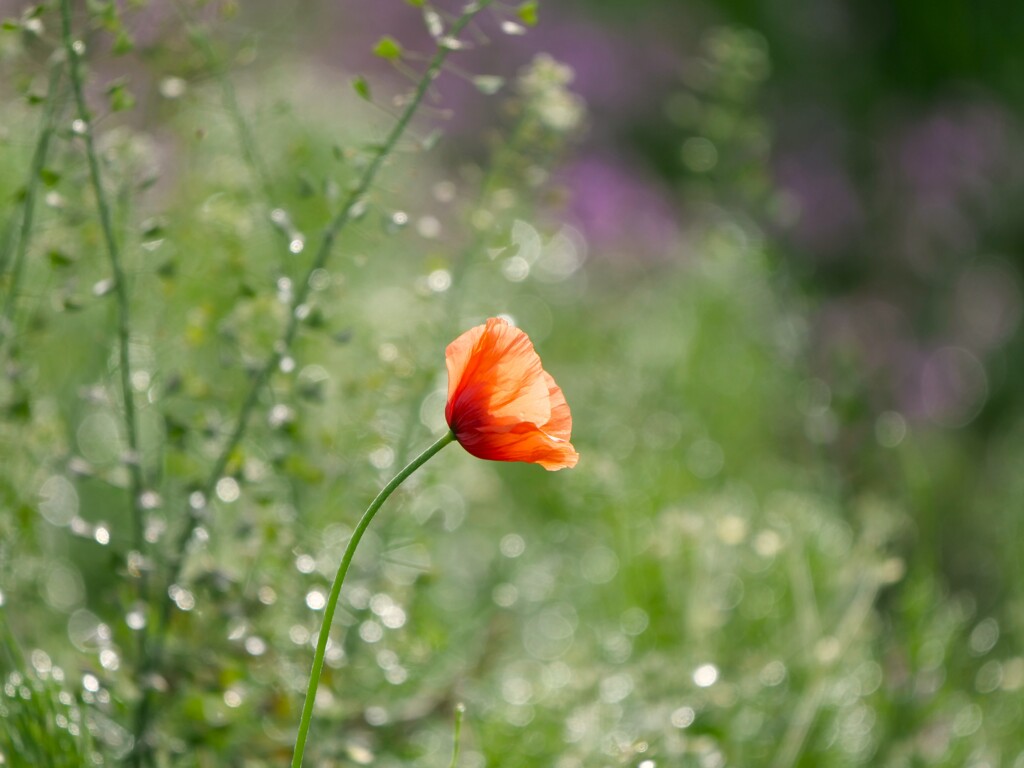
left=540, top=372, right=572, bottom=442
left=445, top=317, right=578, bottom=471
left=445, top=322, right=487, bottom=406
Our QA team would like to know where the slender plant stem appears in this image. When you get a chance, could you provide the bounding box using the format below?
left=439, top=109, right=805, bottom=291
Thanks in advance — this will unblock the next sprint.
left=59, top=2, right=146, bottom=552
left=448, top=703, right=466, bottom=768
left=130, top=3, right=491, bottom=760
left=1, top=57, right=65, bottom=337
left=292, top=430, right=456, bottom=768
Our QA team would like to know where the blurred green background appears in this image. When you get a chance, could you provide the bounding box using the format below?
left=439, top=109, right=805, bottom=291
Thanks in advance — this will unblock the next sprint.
left=1, top=0, right=1023, bottom=766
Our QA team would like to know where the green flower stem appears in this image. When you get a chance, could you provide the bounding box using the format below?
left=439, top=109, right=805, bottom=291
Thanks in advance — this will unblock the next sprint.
left=291, top=430, right=456, bottom=768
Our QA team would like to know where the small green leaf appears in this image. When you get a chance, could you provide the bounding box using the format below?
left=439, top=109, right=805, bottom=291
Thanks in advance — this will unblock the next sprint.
left=5, top=393, right=30, bottom=421
left=405, top=0, right=424, bottom=6
left=141, top=218, right=165, bottom=238
left=297, top=172, right=316, bottom=198
left=39, top=167, right=61, bottom=186
left=373, top=35, right=403, bottom=61
left=2, top=19, right=20, bottom=31
left=517, top=1, right=539, bottom=26
left=301, top=306, right=326, bottom=330
left=164, top=414, right=188, bottom=443
left=48, top=249, right=74, bottom=267
left=88, top=0, right=119, bottom=30
left=106, top=82, right=135, bottom=112
left=112, top=28, right=134, bottom=54
left=351, top=75, right=372, bottom=102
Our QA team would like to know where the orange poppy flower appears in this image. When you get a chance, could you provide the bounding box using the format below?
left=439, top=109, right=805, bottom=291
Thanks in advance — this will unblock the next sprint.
left=445, top=317, right=579, bottom=470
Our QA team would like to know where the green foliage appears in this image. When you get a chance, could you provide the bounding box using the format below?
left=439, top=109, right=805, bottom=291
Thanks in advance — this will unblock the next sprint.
left=373, top=35, right=404, bottom=61
left=0, top=1, right=1022, bottom=767
left=352, top=75, right=372, bottom=102
left=0, top=634, right=104, bottom=766
left=517, top=2, right=539, bottom=27
left=105, top=81, right=135, bottom=112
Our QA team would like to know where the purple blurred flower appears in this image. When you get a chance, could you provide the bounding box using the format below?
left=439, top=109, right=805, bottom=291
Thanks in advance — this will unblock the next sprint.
left=881, top=102, right=1020, bottom=275
left=776, top=149, right=863, bottom=256
left=524, top=16, right=679, bottom=121
left=558, top=155, right=679, bottom=256
left=905, top=346, right=988, bottom=428
left=896, top=104, right=1008, bottom=203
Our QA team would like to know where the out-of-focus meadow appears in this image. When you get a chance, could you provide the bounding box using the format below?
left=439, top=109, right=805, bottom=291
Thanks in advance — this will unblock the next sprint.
left=2, top=0, right=1024, bottom=766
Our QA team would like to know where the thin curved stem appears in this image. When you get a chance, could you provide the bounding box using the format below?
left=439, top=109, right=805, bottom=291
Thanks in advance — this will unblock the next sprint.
left=291, top=430, right=456, bottom=768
